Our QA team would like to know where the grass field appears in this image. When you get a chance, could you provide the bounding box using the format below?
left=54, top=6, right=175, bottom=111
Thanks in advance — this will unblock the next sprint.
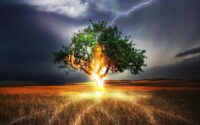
left=0, top=79, right=200, bottom=125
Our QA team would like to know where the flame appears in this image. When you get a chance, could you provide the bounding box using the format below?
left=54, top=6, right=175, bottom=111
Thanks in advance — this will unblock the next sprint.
left=66, top=44, right=107, bottom=92
left=91, top=44, right=106, bottom=92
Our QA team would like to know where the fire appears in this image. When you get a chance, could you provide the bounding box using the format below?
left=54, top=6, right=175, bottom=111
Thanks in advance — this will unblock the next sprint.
left=91, top=44, right=106, bottom=92
left=92, top=74, right=104, bottom=92
left=66, top=44, right=107, bottom=92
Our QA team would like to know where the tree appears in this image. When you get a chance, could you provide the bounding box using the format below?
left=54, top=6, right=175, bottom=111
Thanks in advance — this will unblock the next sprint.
left=54, top=21, right=146, bottom=90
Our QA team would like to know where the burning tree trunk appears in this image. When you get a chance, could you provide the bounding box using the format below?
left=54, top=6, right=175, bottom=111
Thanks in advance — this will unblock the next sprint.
left=65, top=44, right=108, bottom=91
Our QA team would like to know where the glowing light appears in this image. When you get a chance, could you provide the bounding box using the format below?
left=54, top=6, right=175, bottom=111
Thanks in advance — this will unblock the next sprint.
left=95, top=91, right=103, bottom=97
left=65, top=43, right=108, bottom=92
left=92, top=74, right=104, bottom=92
left=90, top=44, right=107, bottom=92
left=109, top=0, right=155, bottom=26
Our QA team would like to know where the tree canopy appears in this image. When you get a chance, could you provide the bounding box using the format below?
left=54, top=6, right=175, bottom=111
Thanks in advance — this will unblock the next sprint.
left=54, top=21, right=146, bottom=79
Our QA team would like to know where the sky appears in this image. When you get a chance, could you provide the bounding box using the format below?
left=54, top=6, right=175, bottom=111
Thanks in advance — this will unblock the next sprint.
left=0, top=0, right=200, bottom=84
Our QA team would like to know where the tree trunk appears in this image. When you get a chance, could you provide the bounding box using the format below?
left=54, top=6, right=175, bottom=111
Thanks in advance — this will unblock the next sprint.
left=100, top=64, right=110, bottom=79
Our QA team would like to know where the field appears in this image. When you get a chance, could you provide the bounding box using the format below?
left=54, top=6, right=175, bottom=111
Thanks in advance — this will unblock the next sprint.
left=0, top=79, right=200, bottom=125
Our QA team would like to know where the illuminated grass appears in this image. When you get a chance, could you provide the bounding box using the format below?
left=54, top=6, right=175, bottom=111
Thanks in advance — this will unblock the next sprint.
left=0, top=90, right=199, bottom=125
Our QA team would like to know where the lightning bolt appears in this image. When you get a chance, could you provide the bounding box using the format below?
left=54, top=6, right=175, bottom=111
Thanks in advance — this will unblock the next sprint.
left=109, top=0, right=155, bottom=26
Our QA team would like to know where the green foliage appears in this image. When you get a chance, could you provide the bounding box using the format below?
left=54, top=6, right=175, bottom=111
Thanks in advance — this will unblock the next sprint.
left=54, top=21, right=146, bottom=75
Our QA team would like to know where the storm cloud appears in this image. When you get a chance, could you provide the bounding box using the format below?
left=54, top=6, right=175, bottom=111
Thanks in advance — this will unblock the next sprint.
left=175, top=46, right=200, bottom=58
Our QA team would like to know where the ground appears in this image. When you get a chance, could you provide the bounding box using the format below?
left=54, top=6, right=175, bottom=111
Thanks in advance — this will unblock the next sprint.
left=0, top=79, right=200, bottom=125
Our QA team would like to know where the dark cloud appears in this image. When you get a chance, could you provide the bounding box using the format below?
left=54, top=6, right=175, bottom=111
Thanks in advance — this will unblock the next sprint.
left=137, top=55, right=200, bottom=79
left=133, top=56, right=200, bottom=79
left=116, top=0, right=200, bottom=45
left=175, top=46, right=200, bottom=58
left=0, top=4, right=87, bottom=84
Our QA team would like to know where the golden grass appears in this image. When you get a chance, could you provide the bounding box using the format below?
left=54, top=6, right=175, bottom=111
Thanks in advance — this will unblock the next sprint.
left=0, top=81, right=200, bottom=125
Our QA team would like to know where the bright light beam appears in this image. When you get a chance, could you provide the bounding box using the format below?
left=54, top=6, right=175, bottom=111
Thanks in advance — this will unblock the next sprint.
left=109, top=0, right=155, bottom=26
